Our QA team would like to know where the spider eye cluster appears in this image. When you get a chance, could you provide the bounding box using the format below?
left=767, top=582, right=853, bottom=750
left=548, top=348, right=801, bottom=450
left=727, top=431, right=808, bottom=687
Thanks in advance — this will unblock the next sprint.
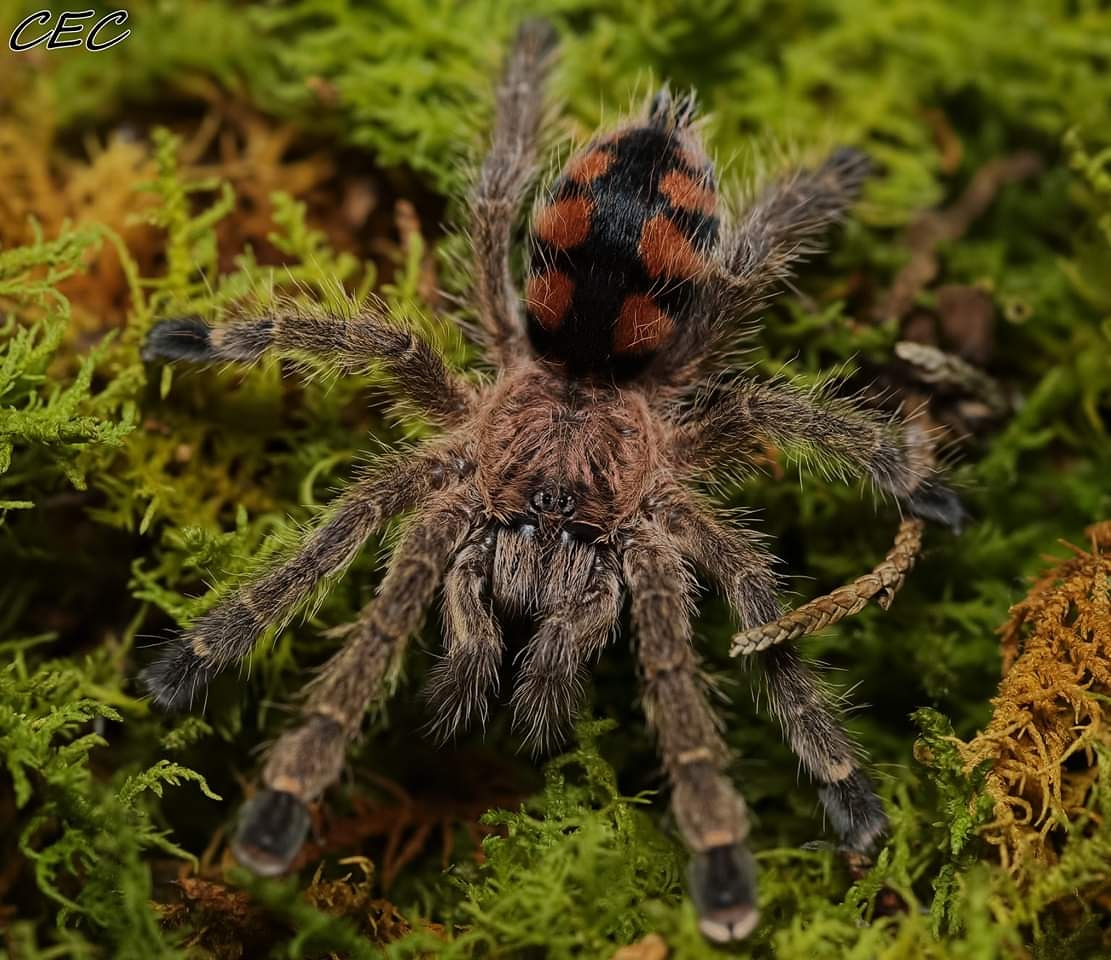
left=530, top=486, right=576, bottom=516
left=525, top=92, right=719, bottom=377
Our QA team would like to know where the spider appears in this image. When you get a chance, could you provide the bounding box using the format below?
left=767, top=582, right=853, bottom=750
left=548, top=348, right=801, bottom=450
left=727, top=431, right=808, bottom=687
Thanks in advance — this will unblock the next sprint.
left=141, top=21, right=963, bottom=943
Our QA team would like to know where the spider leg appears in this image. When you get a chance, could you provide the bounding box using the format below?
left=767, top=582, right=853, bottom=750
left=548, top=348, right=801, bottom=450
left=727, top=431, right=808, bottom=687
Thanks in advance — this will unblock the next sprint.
left=424, top=528, right=503, bottom=740
left=510, top=545, right=622, bottom=753
left=658, top=148, right=873, bottom=388
left=760, top=646, right=887, bottom=854
left=676, top=377, right=966, bottom=530
left=718, top=147, right=873, bottom=317
left=661, top=492, right=888, bottom=855
left=235, top=491, right=476, bottom=875
left=470, top=19, right=557, bottom=364
left=623, top=525, right=758, bottom=944
left=141, top=449, right=468, bottom=711
left=143, top=306, right=475, bottom=425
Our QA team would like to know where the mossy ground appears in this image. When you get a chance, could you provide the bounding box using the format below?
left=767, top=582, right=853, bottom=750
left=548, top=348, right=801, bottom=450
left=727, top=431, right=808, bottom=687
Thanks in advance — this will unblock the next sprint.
left=1, top=1, right=1110, bottom=957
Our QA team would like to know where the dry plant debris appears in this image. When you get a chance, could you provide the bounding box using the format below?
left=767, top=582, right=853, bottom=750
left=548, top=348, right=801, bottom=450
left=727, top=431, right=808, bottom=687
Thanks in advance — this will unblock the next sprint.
left=960, top=522, right=1111, bottom=881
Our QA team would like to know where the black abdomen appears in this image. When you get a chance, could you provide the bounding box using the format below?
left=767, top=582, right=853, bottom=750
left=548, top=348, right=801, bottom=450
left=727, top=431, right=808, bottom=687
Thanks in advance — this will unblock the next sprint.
left=525, top=93, right=719, bottom=375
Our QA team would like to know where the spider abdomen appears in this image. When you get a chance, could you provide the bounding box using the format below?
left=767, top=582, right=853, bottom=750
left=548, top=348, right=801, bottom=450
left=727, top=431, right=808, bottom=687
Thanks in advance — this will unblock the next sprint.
left=526, top=93, right=719, bottom=375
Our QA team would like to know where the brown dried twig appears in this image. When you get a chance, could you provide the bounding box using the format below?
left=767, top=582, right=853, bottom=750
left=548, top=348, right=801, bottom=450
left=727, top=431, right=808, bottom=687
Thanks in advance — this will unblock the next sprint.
left=730, top=518, right=924, bottom=655
left=894, top=340, right=1010, bottom=415
left=876, top=152, right=1043, bottom=324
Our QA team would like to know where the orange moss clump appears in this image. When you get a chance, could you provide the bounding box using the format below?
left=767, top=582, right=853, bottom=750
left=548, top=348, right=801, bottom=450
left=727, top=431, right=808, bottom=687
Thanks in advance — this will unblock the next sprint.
left=960, top=521, right=1111, bottom=878
left=0, top=84, right=379, bottom=339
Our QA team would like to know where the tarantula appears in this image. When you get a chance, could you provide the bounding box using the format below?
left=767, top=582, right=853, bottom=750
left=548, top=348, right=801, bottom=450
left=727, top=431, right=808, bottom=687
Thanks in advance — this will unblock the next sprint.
left=142, top=21, right=962, bottom=943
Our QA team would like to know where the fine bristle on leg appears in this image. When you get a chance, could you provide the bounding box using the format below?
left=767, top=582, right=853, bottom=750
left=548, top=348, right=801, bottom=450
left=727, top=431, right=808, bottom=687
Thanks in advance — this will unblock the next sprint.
left=470, top=19, right=557, bottom=362
left=141, top=451, right=462, bottom=711
left=677, top=377, right=962, bottom=527
left=510, top=548, right=621, bottom=753
left=722, top=146, right=874, bottom=311
left=761, top=646, right=889, bottom=854
left=143, top=306, right=474, bottom=425
left=424, top=531, right=503, bottom=740
left=140, top=644, right=221, bottom=712
left=657, top=145, right=873, bottom=387
left=141, top=316, right=216, bottom=363
left=818, top=769, right=889, bottom=854
left=664, top=494, right=889, bottom=854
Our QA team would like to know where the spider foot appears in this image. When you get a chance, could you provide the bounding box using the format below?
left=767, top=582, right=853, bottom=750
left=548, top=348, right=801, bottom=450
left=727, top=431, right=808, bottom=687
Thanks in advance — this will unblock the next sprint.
left=142, top=316, right=214, bottom=363
left=140, top=645, right=220, bottom=712
left=232, top=789, right=311, bottom=876
left=689, top=843, right=760, bottom=943
left=905, top=482, right=968, bottom=533
left=824, top=145, right=875, bottom=185
left=818, top=770, right=889, bottom=855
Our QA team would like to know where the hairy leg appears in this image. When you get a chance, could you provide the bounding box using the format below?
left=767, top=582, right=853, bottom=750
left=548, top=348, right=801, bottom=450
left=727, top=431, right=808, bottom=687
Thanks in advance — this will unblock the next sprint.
left=234, top=492, right=475, bottom=875
left=470, top=19, right=557, bottom=364
left=660, top=491, right=888, bottom=854
left=657, top=148, right=872, bottom=389
left=675, top=378, right=965, bottom=529
left=424, top=528, right=503, bottom=740
left=142, top=448, right=469, bottom=710
left=623, top=525, right=758, bottom=943
left=719, top=147, right=873, bottom=317
left=662, top=149, right=957, bottom=516
left=759, top=645, right=887, bottom=854
left=143, top=304, right=475, bottom=425
left=510, top=546, right=622, bottom=752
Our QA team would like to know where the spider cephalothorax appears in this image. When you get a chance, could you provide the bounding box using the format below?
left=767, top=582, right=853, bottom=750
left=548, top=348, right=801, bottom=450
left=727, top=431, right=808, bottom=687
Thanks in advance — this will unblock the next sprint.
left=142, top=20, right=962, bottom=944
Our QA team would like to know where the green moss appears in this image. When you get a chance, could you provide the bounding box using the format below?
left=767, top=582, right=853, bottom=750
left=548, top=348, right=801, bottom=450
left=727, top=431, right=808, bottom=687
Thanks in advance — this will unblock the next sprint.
left=0, top=227, right=137, bottom=510
left=0, top=651, right=215, bottom=959
left=2, top=0, right=1110, bottom=956
left=386, top=721, right=685, bottom=958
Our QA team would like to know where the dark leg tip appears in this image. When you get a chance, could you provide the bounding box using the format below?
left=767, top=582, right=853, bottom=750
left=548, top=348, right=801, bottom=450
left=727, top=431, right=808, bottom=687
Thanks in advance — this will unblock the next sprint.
left=142, top=317, right=213, bottom=363
left=515, top=17, right=558, bottom=55
left=232, top=789, right=311, bottom=877
left=140, top=646, right=218, bottom=712
left=689, top=843, right=760, bottom=943
left=818, top=771, right=889, bottom=855
left=825, top=146, right=876, bottom=186
left=906, top=483, right=969, bottom=534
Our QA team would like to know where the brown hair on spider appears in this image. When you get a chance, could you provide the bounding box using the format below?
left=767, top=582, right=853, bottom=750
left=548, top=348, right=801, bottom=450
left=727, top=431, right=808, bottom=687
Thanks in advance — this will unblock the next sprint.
left=141, top=19, right=964, bottom=944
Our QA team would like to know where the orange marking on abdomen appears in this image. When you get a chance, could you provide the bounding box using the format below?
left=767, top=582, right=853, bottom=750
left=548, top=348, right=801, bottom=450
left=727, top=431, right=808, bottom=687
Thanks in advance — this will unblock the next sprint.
left=533, top=197, right=592, bottom=250
left=659, top=169, right=717, bottom=215
left=614, top=294, right=674, bottom=354
left=526, top=270, right=574, bottom=331
left=566, top=148, right=614, bottom=184
left=638, top=215, right=706, bottom=280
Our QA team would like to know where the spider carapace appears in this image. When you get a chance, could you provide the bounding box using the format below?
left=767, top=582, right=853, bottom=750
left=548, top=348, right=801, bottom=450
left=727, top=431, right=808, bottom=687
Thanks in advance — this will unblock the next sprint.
left=141, top=19, right=963, bottom=945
